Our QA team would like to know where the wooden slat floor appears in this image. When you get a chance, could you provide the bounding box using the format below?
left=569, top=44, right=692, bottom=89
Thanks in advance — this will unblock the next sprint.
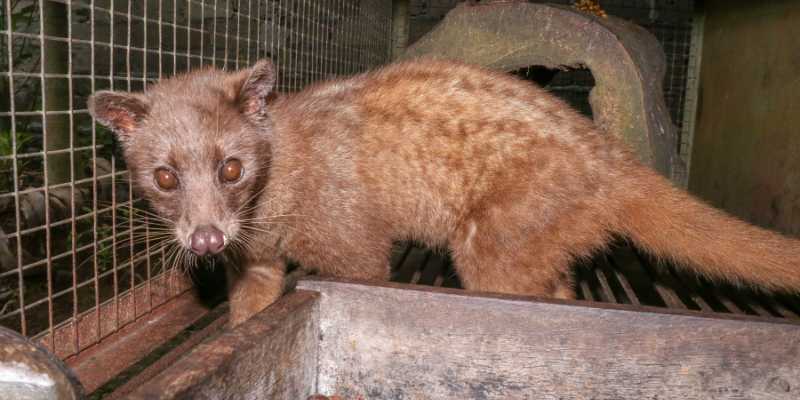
left=388, top=241, right=800, bottom=320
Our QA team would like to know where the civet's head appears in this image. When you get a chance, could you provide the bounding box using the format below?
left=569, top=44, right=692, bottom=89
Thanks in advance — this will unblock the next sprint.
left=88, top=60, right=276, bottom=257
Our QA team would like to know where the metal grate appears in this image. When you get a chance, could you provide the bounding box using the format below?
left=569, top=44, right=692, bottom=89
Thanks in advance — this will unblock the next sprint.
left=389, top=242, right=800, bottom=321
left=0, top=0, right=392, bottom=361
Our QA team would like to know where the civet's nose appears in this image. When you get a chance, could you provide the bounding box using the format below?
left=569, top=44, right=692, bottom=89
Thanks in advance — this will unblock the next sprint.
left=189, top=225, right=225, bottom=256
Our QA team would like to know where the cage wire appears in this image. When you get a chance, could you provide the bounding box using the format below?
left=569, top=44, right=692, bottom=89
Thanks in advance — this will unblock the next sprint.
left=0, top=0, right=392, bottom=360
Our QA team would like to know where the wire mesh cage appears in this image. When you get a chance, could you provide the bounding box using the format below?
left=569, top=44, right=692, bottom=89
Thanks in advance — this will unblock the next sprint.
left=0, top=0, right=392, bottom=362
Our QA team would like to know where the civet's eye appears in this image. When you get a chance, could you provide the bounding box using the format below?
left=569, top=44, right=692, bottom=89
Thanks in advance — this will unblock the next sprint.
left=220, top=158, right=243, bottom=183
left=154, top=167, right=178, bottom=191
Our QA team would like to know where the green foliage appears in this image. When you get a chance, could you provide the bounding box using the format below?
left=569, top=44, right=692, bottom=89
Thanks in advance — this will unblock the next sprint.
left=0, top=130, right=32, bottom=192
left=0, top=129, right=27, bottom=155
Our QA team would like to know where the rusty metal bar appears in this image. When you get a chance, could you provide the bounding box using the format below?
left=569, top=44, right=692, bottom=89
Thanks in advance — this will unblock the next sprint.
left=610, top=268, right=641, bottom=306
left=778, top=296, right=800, bottom=315
left=605, top=245, right=664, bottom=307
left=591, top=253, right=639, bottom=305
left=392, top=244, right=426, bottom=283
left=715, top=291, right=745, bottom=314
left=409, top=251, right=430, bottom=285
left=665, top=268, right=714, bottom=312
left=417, top=251, right=446, bottom=287
left=593, top=265, right=618, bottom=304
left=630, top=249, right=690, bottom=310
left=389, top=242, right=413, bottom=272
left=579, top=283, right=595, bottom=301
left=746, top=301, right=774, bottom=318
left=767, top=298, right=800, bottom=319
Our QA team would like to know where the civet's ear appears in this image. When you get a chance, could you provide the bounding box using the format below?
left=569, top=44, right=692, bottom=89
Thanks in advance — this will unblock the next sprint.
left=87, top=91, right=150, bottom=139
left=235, top=59, right=276, bottom=122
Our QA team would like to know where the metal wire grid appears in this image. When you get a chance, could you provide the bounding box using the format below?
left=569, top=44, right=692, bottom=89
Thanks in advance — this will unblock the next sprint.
left=0, top=0, right=392, bottom=360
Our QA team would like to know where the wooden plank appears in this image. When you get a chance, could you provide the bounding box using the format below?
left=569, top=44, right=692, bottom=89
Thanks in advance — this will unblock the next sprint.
left=65, top=290, right=206, bottom=394
left=126, top=291, right=320, bottom=400
left=40, top=272, right=193, bottom=361
left=299, top=278, right=800, bottom=400
left=105, top=305, right=229, bottom=399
